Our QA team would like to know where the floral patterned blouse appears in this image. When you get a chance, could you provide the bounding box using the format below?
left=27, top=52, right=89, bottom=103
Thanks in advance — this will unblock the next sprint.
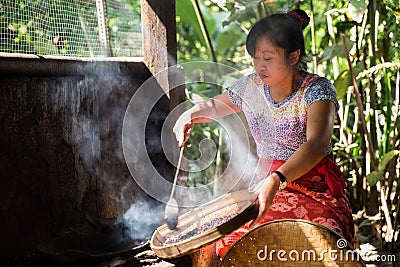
left=227, top=70, right=339, bottom=161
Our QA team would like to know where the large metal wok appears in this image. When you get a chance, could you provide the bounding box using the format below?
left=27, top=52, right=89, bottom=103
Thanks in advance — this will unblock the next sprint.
left=36, top=218, right=152, bottom=264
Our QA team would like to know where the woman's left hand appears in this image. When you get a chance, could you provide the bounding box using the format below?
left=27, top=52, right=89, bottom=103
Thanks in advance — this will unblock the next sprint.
left=249, top=175, right=280, bottom=228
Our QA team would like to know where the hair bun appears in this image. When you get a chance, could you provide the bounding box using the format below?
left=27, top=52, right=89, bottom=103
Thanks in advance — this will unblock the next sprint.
left=287, top=9, right=310, bottom=30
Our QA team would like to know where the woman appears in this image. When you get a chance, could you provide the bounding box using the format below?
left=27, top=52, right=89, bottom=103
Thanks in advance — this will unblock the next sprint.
left=173, top=9, right=354, bottom=259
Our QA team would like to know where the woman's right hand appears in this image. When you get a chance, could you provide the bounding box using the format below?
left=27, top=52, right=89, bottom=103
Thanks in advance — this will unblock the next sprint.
left=172, top=93, right=239, bottom=147
left=173, top=110, right=193, bottom=147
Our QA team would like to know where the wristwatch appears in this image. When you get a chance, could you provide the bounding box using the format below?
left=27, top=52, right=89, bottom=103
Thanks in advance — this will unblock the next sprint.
left=271, top=171, right=287, bottom=190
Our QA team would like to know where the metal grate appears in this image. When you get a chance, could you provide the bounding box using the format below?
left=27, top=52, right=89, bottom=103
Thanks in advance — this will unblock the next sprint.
left=0, top=0, right=142, bottom=57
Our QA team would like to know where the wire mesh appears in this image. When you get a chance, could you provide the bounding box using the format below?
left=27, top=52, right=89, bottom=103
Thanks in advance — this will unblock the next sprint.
left=107, top=0, right=142, bottom=57
left=0, top=0, right=142, bottom=57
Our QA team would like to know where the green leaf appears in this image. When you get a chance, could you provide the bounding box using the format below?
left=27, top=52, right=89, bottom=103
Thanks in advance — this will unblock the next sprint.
left=176, top=0, right=207, bottom=48
left=349, top=0, right=367, bottom=10
left=334, top=70, right=350, bottom=100
left=222, top=3, right=259, bottom=27
left=358, top=218, right=372, bottom=228
left=353, top=61, right=364, bottom=79
left=216, top=23, right=242, bottom=52
left=235, top=0, right=261, bottom=6
left=108, top=17, right=119, bottom=28
left=386, top=7, right=400, bottom=19
left=366, top=171, right=382, bottom=187
left=378, top=150, right=400, bottom=172
left=335, top=21, right=357, bottom=33
left=319, top=44, right=346, bottom=62
left=199, top=2, right=217, bottom=37
left=222, top=8, right=246, bottom=27
left=347, top=0, right=367, bottom=23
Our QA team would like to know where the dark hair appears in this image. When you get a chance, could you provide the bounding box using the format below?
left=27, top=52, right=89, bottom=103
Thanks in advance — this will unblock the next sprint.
left=246, top=9, right=310, bottom=65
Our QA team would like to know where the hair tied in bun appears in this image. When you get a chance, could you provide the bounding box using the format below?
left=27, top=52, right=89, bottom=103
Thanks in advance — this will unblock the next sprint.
left=287, top=10, right=306, bottom=30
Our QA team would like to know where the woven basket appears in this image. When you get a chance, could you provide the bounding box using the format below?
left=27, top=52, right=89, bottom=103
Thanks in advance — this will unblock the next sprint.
left=220, top=219, right=366, bottom=267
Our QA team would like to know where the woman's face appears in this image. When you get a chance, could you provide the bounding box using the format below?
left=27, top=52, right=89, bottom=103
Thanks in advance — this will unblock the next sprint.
left=252, top=37, right=294, bottom=87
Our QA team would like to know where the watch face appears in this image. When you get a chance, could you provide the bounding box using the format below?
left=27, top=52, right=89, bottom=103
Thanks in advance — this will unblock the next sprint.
left=279, top=181, right=288, bottom=190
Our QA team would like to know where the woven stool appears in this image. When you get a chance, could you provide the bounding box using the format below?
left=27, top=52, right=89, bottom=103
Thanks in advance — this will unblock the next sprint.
left=220, top=219, right=365, bottom=267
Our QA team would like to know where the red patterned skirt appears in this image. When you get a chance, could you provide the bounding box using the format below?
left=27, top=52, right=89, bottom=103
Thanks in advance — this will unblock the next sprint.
left=216, top=156, right=354, bottom=258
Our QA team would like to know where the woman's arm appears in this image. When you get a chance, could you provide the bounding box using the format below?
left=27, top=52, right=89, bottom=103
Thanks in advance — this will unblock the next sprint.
left=173, top=91, right=242, bottom=147
left=277, top=99, right=336, bottom=181
left=250, top=99, right=336, bottom=227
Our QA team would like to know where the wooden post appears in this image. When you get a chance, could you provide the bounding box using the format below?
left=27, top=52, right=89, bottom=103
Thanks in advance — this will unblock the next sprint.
left=141, top=0, right=185, bottom=168
left=141, top=0, right=177, bottom=97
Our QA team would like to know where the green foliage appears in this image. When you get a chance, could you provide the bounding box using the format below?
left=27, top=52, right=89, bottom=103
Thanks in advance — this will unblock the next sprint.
left=333, top=70, right=350, bottom=100
left=176, top=0, right=248, bottom=66
left=367, top=150, right=399, bottom=186
left=379, top=150, right=400, bottom=172
left=319, top=44, right=346, bottom=62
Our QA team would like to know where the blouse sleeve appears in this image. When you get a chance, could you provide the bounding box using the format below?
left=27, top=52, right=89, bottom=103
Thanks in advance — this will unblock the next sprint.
left=227, top=75, right=249, bottom=109
left=305, top=77, right=339, bottom=111
left=227, top=73, right=262, bottom=110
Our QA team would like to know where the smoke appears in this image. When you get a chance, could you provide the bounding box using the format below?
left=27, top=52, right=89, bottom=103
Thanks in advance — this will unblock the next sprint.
left=121, top=201, right=164, bottom=240
left=42, top=60, right=150, bottom=221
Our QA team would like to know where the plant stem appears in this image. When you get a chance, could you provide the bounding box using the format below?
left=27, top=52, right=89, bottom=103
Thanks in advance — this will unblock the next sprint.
left=393, top=69, right=400, bottom=149
left=309, top=0, right=317, bottom=73
left=192, top=0, right=218, bottom=65
left=326, top=11, right=339, bottom=78
left=368, top=0, right=379, bottom=163
left=214, top=127, right=223, bottom=195
left=341, top=33, right=395, bottom=240
left=341, top=34, right=378, bottom=170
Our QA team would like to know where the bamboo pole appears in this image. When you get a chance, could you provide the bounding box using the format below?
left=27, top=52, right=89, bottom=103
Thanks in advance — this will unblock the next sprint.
left=309, top=0, right=317, bottom=74
left=368, top=0, right=378, bottom=161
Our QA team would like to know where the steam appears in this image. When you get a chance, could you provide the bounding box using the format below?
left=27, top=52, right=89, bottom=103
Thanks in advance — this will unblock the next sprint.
left=121, top=201, right=164, bottom=240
